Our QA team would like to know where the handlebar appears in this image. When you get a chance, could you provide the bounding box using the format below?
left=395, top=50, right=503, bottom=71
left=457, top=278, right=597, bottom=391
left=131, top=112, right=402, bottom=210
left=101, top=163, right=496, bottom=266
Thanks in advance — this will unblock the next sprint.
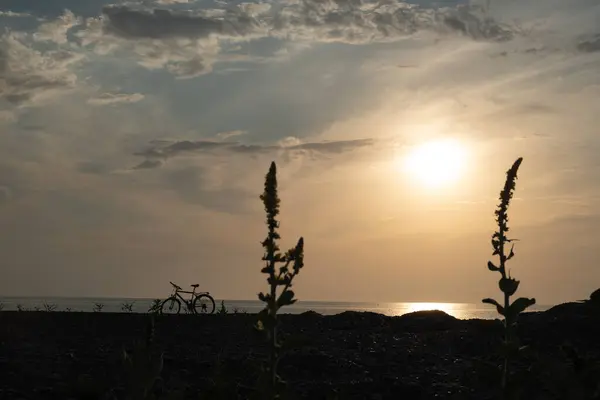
left=169, top=282, right=206, bottom=295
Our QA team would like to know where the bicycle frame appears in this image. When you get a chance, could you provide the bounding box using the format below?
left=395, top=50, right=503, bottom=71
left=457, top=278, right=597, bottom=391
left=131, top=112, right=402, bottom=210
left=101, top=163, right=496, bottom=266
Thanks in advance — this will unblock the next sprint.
left=174, top=288, right=210, bottom=296
left=170, top=286, right=210, bottom=312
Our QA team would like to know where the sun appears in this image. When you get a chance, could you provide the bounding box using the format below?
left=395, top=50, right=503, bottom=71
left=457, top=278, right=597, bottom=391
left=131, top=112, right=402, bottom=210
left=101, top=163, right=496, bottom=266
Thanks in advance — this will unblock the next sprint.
left=401, top=139, right=467, bottom=189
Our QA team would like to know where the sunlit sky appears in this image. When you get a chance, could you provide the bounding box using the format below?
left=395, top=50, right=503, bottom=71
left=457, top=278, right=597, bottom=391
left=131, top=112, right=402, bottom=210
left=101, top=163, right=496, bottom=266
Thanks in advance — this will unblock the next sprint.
left=0, top=0, right=599, bottom=304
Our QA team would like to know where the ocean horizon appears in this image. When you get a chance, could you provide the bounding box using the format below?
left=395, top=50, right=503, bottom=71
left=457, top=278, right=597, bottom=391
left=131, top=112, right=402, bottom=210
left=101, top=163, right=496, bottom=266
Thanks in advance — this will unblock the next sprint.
left=0, top=296, right=552, bottom=320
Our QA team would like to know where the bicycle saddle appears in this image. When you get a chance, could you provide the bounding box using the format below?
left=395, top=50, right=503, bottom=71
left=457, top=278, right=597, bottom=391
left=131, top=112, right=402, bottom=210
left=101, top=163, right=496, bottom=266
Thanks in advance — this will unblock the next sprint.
left=190, top=284, right=199, bottom=288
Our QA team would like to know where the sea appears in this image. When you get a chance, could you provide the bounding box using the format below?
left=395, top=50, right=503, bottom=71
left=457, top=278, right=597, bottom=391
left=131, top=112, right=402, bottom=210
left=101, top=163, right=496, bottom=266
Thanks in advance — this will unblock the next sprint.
left=0, top=297, right=551, bottom=320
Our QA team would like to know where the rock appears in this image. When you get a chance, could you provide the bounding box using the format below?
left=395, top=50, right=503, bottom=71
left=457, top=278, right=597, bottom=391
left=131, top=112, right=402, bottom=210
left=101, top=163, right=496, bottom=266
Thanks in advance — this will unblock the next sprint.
left=390, top=310, right=460, bottom=332
left=545, top=301, right=587, bottom=316
left=323, top=311, right=389, bottom=330
left=589, top=288, right=600, bottom=304
left=299, top=310, right=323, bottom=318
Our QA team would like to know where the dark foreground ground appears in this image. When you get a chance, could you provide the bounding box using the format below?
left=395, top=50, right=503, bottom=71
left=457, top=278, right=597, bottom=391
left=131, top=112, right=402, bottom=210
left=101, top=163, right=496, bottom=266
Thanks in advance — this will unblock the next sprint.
left=0, top=302, right=599, bottom=400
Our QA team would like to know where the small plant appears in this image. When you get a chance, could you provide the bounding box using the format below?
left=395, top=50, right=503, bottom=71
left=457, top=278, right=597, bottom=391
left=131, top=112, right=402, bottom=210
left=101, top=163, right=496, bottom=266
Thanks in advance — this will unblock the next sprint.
left=0, top=302, right=4, bottom=311
left=93, top=303, right=105, bottom=313
left=122, top=316, right=164, bottom=399
left=122, top=301, right=135, bottom=313
left=482, top=157, right=536, bottom=394
left=148, top=299, right=162, bottom=314
left=255, top=161, right=305, bottom=399
left=217, top=300, right=228, bottom=314
left=33, top=306, right=40, bottom=312
left=16, top=304, right=24, bottom=312
left=65, top=307, right=72, bottom=312
left=43, top=302, right=57, bottom=312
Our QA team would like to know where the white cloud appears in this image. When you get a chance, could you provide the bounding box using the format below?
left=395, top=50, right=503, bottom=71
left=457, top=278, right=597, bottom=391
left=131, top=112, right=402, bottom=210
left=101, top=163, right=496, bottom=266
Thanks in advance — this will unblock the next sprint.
left=156, top=0, right=194, bottom=4
left=216, top=129, right=247, bottom=139
left=0, top=33, right=85, bottom=107
left=278, top=136, right=301, bottom=147
left=33, top=10, right=81, bottom=44
left=87, top=92, right=145, bottom=106
left=72, top=1, right=521, bottom=79
left=77, top=13, right=224, bottom=78
left=0, top=11, right=33, bottom=18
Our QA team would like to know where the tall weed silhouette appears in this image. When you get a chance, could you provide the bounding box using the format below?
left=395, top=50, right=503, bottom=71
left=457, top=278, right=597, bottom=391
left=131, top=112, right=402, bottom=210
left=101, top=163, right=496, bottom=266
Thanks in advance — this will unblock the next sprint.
left=255, top=161, right=305, bottom=399
left=482, top=157, right=535, bottom=397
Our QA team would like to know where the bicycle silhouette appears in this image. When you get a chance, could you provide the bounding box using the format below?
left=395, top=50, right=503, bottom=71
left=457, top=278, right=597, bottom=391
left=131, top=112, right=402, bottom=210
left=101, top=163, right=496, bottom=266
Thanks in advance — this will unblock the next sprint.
left=160, top=281, right=216, bottom=314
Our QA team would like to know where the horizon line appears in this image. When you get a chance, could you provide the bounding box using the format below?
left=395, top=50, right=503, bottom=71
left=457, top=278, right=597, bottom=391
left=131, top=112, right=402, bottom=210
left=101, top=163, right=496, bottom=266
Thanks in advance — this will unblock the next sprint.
left=0, top=295, right=555, bottom=306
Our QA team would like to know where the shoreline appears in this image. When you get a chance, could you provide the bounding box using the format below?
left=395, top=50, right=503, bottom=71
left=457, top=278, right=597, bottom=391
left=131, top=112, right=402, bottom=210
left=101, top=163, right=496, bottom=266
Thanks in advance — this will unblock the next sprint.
left=0, top=297, right=553, bottom=319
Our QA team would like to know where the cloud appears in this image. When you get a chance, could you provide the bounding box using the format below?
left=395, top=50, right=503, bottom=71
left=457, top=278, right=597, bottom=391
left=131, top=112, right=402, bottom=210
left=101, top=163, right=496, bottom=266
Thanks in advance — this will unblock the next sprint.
left=97, top=1, right=514, bottom=44
left=269, top=0, right=516, bottom=43
left=156, top=0, right=194, bottom=4
left=132, top=159, right=165, bottom=170
left=0, top=11, right=33, bottom=18
left=578, top=34, right=600, bottom=53
left=77, top=9, right=225, bottom=78
left=131, top=138, right=375, bottom=168
left=33, top=9, right=81, bottom=44
left=87, top=92, right=145, bottom=105
left=101, top=6, right=262, bottom=40
left=72, top=1, right=522, bottom=80
left=0, top=32, right=84, bottom=106
left=134, top=140, right=233, bottom=159
left=216, top=130, right=247, bottom=139
left=291, top=138, right=375, bottom=153
left=5, top=0, right=596, bottom=92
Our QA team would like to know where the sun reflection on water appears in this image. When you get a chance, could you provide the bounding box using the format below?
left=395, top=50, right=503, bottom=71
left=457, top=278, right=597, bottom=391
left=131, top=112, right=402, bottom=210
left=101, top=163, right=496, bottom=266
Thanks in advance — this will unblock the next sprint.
left=390, top=302, right=470, bottom=319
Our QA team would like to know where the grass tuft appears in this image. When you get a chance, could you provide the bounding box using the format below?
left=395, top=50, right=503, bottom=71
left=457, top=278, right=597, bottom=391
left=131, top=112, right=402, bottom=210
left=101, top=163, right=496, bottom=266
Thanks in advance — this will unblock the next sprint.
left=217, top=300, right=229, bottom=315
left=148, top=299, right=162, bottom=314
left=122, top=301, right=135, bottom=313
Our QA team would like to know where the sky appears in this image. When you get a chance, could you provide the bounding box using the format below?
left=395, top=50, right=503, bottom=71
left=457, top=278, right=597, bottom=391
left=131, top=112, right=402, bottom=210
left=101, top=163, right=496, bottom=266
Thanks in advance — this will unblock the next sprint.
left=0, top=0, right=599, bottom=304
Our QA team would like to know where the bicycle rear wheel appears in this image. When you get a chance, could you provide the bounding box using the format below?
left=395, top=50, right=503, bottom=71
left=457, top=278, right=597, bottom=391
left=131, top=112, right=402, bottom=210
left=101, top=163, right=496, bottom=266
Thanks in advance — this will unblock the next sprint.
left=160, top=297, right=181, bottom=314
left=193, top=294, right=215, bottom=314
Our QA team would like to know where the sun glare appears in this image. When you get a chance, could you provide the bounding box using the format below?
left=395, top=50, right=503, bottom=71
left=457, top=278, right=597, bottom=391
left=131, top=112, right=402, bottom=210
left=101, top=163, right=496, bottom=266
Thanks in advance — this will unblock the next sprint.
left=406, top=302, right=458, bottom=315
left=401, top=139, right=467, bottom=189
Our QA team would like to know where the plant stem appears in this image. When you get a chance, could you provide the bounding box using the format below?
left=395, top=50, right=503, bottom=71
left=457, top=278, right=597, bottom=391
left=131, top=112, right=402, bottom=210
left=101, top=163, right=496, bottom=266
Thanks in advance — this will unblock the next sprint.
left=269, top=272, right=277, bottom=396
left=499, top=222, right=510, bottom=391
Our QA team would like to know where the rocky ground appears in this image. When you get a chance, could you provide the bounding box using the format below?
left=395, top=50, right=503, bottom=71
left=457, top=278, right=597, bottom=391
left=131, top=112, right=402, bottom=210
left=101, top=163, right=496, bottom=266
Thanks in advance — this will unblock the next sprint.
left=0, top=302, right=599, bottom=400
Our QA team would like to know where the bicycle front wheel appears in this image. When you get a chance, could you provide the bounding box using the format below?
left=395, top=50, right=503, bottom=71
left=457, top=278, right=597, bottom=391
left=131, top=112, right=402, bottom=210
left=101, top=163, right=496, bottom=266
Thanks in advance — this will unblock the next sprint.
left=193, top=294, right=215, bottom=314
left=160, top=297, right=181, bottom=315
